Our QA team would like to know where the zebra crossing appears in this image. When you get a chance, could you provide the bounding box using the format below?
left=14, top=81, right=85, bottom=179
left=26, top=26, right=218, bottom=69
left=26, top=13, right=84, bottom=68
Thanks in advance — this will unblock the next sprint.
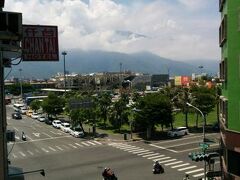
left=9, top=140, right=102, bottom=159
left=108, top=142, right=204, bottom=178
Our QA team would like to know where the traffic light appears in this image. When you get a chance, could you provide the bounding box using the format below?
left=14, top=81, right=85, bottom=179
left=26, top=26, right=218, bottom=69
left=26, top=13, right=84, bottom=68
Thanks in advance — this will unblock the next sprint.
left=188, top=152, right=212, bottom=162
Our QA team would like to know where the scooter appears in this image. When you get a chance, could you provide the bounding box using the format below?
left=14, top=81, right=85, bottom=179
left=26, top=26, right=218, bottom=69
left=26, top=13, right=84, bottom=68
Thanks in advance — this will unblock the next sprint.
left=152, top=165, right=164, bottom=174
left=22, top=132, right=26, bottom=141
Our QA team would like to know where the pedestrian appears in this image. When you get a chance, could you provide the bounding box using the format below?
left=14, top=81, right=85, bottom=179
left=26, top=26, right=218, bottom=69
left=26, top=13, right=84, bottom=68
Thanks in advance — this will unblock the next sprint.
left=183, top=174, right=190, bottom=180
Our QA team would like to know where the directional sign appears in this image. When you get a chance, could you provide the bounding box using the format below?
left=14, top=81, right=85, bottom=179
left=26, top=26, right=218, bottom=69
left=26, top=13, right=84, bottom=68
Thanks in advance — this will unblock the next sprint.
left=22, top=25, right=59, bottom=61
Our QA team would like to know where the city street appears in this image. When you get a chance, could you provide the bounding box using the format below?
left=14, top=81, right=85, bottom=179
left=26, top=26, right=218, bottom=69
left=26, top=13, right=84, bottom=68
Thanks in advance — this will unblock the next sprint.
left=6, top=105, right=220, bottom=180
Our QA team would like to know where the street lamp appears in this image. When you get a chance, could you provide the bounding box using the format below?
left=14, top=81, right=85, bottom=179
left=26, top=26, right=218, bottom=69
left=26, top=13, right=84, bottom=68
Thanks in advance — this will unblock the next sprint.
left=186, top=102, right=206, bottom=180
left=19, top=68, right=23, bottom=99
left=62, top=51, right=67, bottom=92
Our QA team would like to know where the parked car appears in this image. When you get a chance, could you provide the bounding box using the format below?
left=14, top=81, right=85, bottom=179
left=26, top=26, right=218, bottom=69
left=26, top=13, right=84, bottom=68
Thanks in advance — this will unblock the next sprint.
left=26, top=110, right=33, bottom=117
left=69, top=126, right=84, bottom=138
left=38, top=116, right=46, bottom=122
left=12, top=112, right=22, bottom=120
left=45, top=118, right=52, bottom=125
left=167, top=127, right=189, bottom=137
left=52, top=120, right=62, bottom=128
left=60, top=122, right=71, bottom=133
left=19, top=107, right=28, bottom=115
left=31, top=112, right=40, bottom=119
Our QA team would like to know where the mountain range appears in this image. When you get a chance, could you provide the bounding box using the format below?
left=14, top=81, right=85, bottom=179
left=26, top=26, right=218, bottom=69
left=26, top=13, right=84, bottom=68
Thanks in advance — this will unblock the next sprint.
left=7, top=50, right=219, bottom=79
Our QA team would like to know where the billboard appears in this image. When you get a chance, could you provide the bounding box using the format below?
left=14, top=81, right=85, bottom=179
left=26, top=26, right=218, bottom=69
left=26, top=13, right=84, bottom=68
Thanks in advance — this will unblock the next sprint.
left=22, top=25, right=59, bottom=61
left=174, top=76, right=182, bottom=86
left=181, top=76, right=191, bottom=86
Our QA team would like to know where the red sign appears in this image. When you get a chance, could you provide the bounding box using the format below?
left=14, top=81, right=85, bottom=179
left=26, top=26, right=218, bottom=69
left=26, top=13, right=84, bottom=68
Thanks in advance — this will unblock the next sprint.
left=22, top=25, right=59, bottom=61
left=181, top=76, right=191, bottom=86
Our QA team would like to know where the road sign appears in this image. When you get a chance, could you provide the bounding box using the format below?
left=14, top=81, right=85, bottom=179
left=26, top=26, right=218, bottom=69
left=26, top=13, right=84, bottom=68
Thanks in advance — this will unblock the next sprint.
left=199, top=143, right=209, bottom=150
left=22, top=25, right=59, bottom=61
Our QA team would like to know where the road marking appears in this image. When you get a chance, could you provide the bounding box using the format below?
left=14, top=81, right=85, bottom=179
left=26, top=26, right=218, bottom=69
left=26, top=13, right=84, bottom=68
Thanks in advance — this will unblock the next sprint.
left=164, top=141, right=202, bottom=148
left=148, top=155, right=165, bottom=159
left=27, top=150, right=34, bottom=155
left=177, top=143, right=219, bottom=153
left=43, top=132, right=52, bottom=138
left=93, top=140, right=102, bottom=145
left=156, top=159, right=176, bottom=163
left=33, top=133, right=40, bottom=137
left=86, top=141, right=96, bottom=145
left=137, top=151, right=153, bottom=156
left=26, top=135, right=33, bottom=141
left=127, top=148, right=145, bottom=153
left=50, top=131, right=62, bottom=135
left=41, top=148, right=49, bottom=153
left=178, top=165, right=197, bottom=171
left=13, top=127, right=19, bottom=132
left=149, top=144, right=178, bottom=153
left=132, top=150, right=150, bottom=154
left=48, top=146, right=57, bottom=151
left=19, top=151, right=26, bottom=157
left=81, top=142, right=90, bottom=146
left=62, top=145, right=70, bottom=149
left=153, top=135, right=205, bottom=145
left=15, top=136, right=20, bottom=140
left=56, top=146, right=64, bottom=151
left=171, top=163, right=190, bottom=168
left=35, top=149, right=40, bottom=153
left=75, top=143, right=83, bottom=147
left=186, top=168, right=204, bottom=174
left=69, top=144, right=77, bottom=148
left=142, top=153, right=159, bottom=157
left=193, top=173, right=204, bottom=177
left=153, top=157, right=170, bottom=161
left=118, top=146, right=138, bottom=150
left=165, top=161, right=183, bottom=166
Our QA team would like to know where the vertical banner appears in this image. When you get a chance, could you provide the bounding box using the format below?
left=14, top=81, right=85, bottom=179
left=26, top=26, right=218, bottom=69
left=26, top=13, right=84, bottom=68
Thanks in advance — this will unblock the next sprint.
left=22, top=25, right=59, bottom=61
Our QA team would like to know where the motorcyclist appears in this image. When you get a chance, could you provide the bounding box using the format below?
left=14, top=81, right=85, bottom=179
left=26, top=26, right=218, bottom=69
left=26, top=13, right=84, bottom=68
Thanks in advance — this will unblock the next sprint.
left=153, top=161, right=164, bottom=173
left=183, top=174, right=190, bottom=180
left=102, top=167, right=117, bottom=180
left=22, top=131, right=26, bottom=141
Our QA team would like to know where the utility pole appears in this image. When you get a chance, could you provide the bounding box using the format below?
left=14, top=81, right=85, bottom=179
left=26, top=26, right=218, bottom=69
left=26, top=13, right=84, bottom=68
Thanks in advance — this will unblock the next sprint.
left=62, top=51, right=67, bottom=92
left=19, top=68, right=23, bottom=99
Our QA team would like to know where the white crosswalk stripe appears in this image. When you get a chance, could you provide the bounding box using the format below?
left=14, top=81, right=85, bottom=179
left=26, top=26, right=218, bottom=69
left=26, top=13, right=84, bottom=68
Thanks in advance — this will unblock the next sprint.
left=137, top=151, right=153, bottom=156
left=193, top=173, right=204, bottom=177
left=185, top=168, right=203, bottom=174
left=142, top=153, right=159, bottom=158
left=165, top=161, right=183, bottom=166
left=132, top=150, right=150, bottom=154
left=56, top=146, right=64, bottom=151
left=156, top=159, right=176, bottom=163
left=127, top=148, right=145, bottom=153
left=48, top=146, right=57, bottom=151
left=27, top=150, right=34, bottom=155
left=12, top=153, right=17, bottom=158
left=75, top=143, right=83, bottom=147
left=41, top=148, right=49, bottom=153
left=171, top=163, right=190, bottom=168
left=19, top=151, right=26, bottom=157
left=178, top=166, right=197, bottom=171
left=81, top=142, right=90, bottom=146
left=148, top=155, right=165, bottom=159
left=93, top=140, right=102, bottom=145
left=86, top=141, right=96, bottom=145
left=69, top=144, right=78, bottom=148
left=153, top=156, right=170, bottom=161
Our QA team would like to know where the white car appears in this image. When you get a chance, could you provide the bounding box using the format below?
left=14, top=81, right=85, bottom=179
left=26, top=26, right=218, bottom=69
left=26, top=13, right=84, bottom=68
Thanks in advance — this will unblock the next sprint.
left=167, top=127, right=189, bottom=137
left=52, top=120, right=62, bottom=128
left=38, top=116, right=46, bottom=122
left=20, top=107, right=28, bottom=115
left=69, top=127, right=84, bottom=138
left=31, top=112, right=40, bottom=119
left=60, top=122, right=71, bottom=133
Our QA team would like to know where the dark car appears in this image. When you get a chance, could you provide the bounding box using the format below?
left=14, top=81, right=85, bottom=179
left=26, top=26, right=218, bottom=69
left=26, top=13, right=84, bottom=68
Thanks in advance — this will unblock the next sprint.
left=45, top=118, right=52, bottom=125
left=12, top=113, right=22, bottom=120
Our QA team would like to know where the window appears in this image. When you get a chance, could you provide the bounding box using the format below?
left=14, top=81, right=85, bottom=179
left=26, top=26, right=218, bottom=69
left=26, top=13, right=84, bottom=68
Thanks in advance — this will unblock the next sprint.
left=228, top=150, right=240, bottom=176
left=220, top=97, right=228, bottom=127
left=219, top=0, right=226, bottom=12
left=219, top=15, right=227, bottom=47
left=220, top=58, right=227, bottom=82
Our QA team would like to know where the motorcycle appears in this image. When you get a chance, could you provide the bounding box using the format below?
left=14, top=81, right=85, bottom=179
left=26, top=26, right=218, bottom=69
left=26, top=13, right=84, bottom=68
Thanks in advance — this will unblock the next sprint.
left=152, top=164, right=164, bottom=174
left=102, top=168, right=118, bottom=180
left=22, top=132, right=26, bottom=141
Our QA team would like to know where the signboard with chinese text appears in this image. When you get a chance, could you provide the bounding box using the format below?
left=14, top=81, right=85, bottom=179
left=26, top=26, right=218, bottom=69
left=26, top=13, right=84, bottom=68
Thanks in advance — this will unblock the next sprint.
left=22, top=25, right=59, bottom=61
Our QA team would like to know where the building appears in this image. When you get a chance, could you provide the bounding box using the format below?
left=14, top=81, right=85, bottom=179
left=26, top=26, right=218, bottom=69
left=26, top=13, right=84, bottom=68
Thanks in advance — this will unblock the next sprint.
left=219, top=0, right=240, bottom=179
left=151, top=74, right=169, bottom=88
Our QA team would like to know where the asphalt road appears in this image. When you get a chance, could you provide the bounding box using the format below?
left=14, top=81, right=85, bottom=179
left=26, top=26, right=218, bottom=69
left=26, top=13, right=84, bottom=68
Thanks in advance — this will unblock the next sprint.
left=6, top=105, right=221, bottom=180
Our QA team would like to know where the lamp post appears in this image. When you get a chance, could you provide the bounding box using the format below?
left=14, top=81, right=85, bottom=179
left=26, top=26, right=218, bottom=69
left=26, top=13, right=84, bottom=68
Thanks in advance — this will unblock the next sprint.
left=62, top=51, right=67, bottom=92
left=186, top=102, right=206, bottom=180
left=19, top=68, right=23, bottom=99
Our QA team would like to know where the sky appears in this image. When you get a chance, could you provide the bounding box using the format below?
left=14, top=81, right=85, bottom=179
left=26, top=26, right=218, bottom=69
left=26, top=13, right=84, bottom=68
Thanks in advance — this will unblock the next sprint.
left=4, top=0, right=220, bottom=61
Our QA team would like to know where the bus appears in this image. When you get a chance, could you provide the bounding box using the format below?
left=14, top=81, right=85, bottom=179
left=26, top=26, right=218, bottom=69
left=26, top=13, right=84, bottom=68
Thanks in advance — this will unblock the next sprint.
left=25, top=96, right=48, bottom=106
left=13, top=103, right=25, bottom=112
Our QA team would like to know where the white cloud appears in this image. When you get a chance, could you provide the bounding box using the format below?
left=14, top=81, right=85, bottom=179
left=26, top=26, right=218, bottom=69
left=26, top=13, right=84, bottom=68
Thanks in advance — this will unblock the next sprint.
left=4, top=0, right=220, bottom=61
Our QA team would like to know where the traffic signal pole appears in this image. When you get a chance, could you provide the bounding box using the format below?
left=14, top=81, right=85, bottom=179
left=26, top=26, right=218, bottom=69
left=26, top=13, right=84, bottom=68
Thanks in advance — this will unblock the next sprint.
left=0, top=50, right=8, bottom=180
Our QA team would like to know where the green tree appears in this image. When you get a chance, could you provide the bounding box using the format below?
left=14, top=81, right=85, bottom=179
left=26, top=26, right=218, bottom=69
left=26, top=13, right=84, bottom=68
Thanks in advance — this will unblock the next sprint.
left=41, top=93, right=65, bottom=118
left=134, top=93, right=173, bottom=138
left=29, top=100, right=41, bottom=112
left=97, top=93, right=112, bottom=127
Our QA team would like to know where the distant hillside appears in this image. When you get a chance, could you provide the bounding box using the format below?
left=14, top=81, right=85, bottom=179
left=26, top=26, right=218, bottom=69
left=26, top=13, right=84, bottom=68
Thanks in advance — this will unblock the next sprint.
left=7, top=50, right=218, bottom=79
